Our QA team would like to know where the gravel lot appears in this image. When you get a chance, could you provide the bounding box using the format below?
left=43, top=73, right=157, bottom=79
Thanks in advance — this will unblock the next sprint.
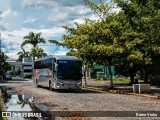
left=1, top=79, right=160, bottom=120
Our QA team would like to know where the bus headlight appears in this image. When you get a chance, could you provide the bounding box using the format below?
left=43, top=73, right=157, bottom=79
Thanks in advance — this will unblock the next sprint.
left=57, top=81, right=64, bottom=86
left=77, top=82, right=82, bottom=86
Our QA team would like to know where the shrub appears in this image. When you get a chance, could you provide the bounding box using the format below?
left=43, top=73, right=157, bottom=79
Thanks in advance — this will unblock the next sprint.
left=150, top=75, right=160, bottom=86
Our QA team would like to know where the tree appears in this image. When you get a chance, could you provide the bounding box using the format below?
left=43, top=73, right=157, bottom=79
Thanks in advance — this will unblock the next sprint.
left=0, top=52, right=11, bottom=79
left=17, top=48, right=30, bottom=62
left=30, top=46, right=47, bottom=59
left=114, top=0, right=160, bottom=83
left=49, top=0, right=160, bottom=85
left=21, top=32, right=46, bottom=61
left=49, top=0, right=125, bottom=88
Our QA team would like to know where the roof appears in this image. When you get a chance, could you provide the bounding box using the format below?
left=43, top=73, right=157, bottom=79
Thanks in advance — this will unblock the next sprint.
left=35, top=55, right=81, bottom=61
left=7, top=61, right=22, bottom=65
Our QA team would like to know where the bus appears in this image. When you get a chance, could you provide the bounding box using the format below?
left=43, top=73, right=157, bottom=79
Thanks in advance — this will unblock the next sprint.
left=33, top=55, right=82, bottom=90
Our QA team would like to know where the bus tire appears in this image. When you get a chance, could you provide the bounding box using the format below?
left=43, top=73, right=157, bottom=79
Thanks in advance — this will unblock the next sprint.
left=49, top=81, right=52, bottom=91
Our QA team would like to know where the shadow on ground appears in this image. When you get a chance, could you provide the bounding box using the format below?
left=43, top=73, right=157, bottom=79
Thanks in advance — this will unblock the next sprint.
left=40, top=86, right=104, bottom=94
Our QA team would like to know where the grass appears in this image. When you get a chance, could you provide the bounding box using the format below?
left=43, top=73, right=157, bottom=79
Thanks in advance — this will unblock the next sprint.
left=0, top=95, right=8, bottom=120
left=91, top=78, right=144, bottom=85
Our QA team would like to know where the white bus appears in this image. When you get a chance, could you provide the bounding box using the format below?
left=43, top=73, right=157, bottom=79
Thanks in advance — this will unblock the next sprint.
left=33, top=55, right=82, bottom=90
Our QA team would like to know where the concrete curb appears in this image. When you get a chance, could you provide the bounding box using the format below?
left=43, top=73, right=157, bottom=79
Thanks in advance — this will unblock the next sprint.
left=82, top=86, right=105, bottom=92
left=82, top=85, right=160, bottom=99
left=82, top=86, right=103, bottom=91
left=128, top=93, right=160, bottom=99
left=108, top=90, right=160, bottom=99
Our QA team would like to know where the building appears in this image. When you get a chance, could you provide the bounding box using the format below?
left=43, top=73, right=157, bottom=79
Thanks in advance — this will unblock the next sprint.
left=7, top=58, right=33, bottom=78
left=84, top=65, right=115, bottom=79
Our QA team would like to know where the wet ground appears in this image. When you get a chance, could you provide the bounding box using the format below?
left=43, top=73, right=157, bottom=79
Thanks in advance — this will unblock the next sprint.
left=1, top=86, right=52, bottom=120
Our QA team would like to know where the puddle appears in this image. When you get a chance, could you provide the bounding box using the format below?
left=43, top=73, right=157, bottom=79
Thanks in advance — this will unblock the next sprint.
left=1, top=86, right=52, bottom=120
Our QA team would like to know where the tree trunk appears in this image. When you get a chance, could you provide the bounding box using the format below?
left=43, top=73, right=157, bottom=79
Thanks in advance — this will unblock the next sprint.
left=130, top=72, right=135, bottom=84
left=104, top=65, right=107, bottom=79
left=84, top=71, right=87, bottom=86
left=143, top=66, right=149, bottom=83
left=108, top=61, right=113, bottom=89
left=33, top=56, right=35, bottom=62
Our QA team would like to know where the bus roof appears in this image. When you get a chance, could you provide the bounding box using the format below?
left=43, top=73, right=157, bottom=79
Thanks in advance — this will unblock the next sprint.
left=55, top=55, right=81, bottom=61
left=35, top=55, right=81, bottom=61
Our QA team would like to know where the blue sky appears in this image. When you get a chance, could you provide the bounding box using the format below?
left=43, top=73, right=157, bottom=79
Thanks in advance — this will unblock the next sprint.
left=0, top=0, right=108, bottom=59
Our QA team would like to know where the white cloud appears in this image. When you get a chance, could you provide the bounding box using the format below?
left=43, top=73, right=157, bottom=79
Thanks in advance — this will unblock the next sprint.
left=0, top=0, right=10, bottom=11
left=54, top=46, right=69, bottom=55
left=23, top=18, right=37, bottom=24
left=0, top=9, right=18, bottom=18
left=0, top=8, right=20, bottom=30
left=54, top=51, right=68, bottom=56
left=47, top=13, right=68, bottom=23
left=75, top=6, right=91, bottom=15
left=6, top=51, right=19, bottom=59
left=1, top=0, right=110, bottom=59
left=0, top=25, right=6, bottom=31
left=22, top=0, right=57, bottom=8
left=73, top=19, right=85, bottom=24
left=89, top=14, right=100, bottom=21
left=1, top=27, right=66, bottom=59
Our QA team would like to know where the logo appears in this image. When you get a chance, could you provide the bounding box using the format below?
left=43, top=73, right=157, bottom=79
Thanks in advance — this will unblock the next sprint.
left=2, top=112, right=11, bottom=117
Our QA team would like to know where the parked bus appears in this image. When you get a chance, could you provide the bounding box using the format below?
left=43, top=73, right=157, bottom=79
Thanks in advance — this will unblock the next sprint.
left=33, top=55, right=82, bottom=90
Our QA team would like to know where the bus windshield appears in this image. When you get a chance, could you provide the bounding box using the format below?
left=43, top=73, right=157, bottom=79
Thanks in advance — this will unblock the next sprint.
left=57, top=60, right=82, bottom=80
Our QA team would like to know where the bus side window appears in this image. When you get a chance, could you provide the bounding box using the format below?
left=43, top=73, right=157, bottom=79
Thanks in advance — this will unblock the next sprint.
left=47, top=58, right=52, bottom=70
left=35, top=61, right=40, bottom=69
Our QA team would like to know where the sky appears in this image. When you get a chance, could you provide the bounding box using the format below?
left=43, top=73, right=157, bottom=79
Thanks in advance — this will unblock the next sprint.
left=0, top=0, right=108, bottom=60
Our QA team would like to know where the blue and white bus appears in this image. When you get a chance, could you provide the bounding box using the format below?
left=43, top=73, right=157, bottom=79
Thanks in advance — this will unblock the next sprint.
left=33, top=55, right=82, bottom=90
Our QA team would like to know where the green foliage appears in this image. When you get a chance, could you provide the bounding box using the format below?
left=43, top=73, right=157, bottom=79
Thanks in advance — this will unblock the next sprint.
left=150, top=75, right=160, bottom=86
left=30, top=46, right=47, bottom=59
left=0, top=52, right=11, bottom=76
left=21, top=32, right=46, bottom=61
left=113, top=0, right=160, bottom=83
left=113, top=78, right=130, bottom=84
left=21, top=32, right=46, bottom=48
left=48, top=0, right=160, bottom=85
left=17, top=48, right=30, bottom=62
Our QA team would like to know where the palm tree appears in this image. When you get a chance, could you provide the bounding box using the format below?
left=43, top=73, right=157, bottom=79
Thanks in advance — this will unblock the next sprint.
left=17, top=95, right=34, bottom=109
left=17, top=48, right=30, bottom=62
left=30, top=46, right=47, bottom=59
left=21, top=32, right=46, bottom=48
left=21, top=32, right=46, bottom=61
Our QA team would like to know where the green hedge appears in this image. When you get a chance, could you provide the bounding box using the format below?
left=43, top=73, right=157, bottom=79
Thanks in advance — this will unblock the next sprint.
left=150, top=75, right=160, bottom=86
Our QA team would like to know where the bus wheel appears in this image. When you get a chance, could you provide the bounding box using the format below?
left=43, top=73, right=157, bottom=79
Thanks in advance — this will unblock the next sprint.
left=49, top=81, right=52, bottom=91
